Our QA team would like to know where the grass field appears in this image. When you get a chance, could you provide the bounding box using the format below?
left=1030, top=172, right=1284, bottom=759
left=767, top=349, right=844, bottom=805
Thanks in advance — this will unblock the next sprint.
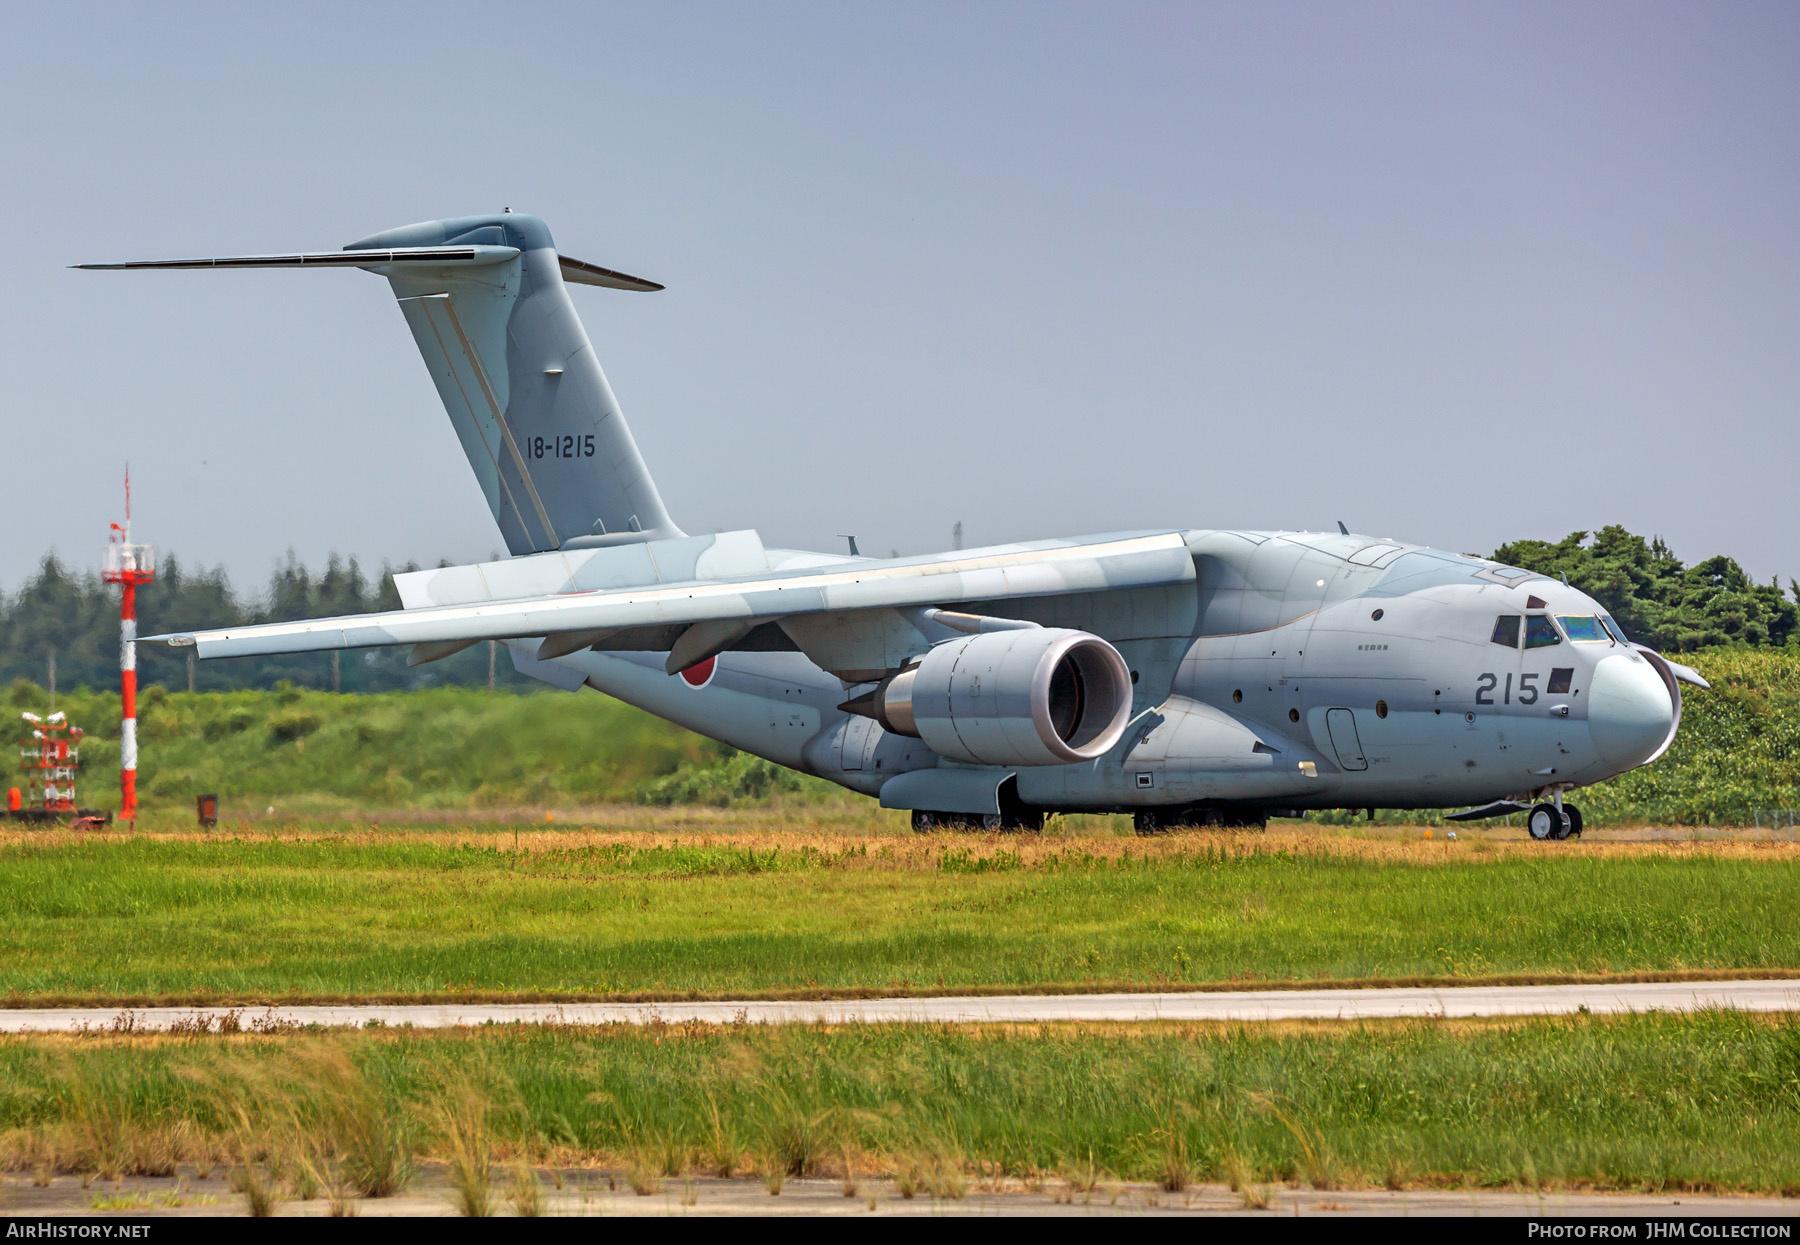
left=2, top=1011, right=1797, bottom=1196
left=1, top=825, right=1795, bottom=1005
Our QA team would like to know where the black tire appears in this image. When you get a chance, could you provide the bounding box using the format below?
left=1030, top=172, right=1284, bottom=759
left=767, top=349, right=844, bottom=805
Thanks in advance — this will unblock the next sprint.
left=911, top=810, right=939, bottom=833
left=1133, top=810, right=1167, bottom=836
left=1527, top=802, right=1565, bottom=841
left=1564, top=804, right=1583, bottom=838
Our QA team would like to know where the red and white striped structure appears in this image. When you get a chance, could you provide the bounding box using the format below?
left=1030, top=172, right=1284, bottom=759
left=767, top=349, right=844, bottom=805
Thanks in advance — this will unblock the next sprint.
left=101, top=472, right=154, bottom=821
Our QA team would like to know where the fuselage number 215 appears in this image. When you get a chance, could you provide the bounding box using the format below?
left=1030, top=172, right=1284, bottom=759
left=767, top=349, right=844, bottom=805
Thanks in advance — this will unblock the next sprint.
left=1476, top=673, right=1537, bottom=705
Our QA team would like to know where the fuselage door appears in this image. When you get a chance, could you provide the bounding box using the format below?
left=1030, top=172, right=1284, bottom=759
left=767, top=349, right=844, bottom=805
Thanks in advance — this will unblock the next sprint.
left=1326, top=708, right=1368, bottom=771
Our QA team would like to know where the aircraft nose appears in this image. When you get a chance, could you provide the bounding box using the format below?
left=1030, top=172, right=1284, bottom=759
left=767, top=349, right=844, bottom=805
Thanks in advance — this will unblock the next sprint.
left=1588, top=654, right=1675, bottom=771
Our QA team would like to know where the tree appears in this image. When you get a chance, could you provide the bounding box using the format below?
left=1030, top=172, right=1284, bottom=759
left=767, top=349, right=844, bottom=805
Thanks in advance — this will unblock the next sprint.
left=1492, top=526, right=1797, bottom=651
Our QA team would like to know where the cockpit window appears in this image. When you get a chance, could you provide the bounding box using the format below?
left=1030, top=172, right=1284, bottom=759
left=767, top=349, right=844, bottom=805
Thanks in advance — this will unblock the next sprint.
left=1602, top=616, right=1629, bottom=645
left=1524, top=615, right=1562, bottom=649
left=1490, top=615, right=1521, bottom=648
left=1558, top=615, right=1608, bottom=642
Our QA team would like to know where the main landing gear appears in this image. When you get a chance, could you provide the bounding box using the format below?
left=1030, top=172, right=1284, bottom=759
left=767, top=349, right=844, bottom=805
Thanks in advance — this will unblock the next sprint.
left=1527, top=801, right=1583, bottom=841
left=910, top=775, right=1046, bottom=833
left=1133, top=807, right=1268, bottom=835
left=911, top=808, right=1045, bottom=833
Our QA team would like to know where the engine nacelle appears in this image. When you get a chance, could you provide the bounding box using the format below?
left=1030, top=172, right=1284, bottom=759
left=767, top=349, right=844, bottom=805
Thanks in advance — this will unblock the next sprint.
left=872, top=628, right=1134, bottom=766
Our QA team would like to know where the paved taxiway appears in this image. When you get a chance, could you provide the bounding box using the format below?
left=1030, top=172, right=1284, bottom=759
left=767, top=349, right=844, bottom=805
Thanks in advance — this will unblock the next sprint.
left=3, top=978, right=1795, bottom=1031
left=6, top=1171, right=1796, bottom=1217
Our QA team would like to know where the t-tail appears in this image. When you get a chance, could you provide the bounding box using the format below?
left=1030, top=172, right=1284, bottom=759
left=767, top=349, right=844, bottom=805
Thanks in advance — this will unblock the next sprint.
left=77, top=212, right=681, bottom=555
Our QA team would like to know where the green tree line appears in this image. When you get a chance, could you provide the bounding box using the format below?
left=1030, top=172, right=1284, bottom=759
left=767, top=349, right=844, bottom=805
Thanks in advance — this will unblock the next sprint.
left=1, top=526, right=1792, bottom=696
left=1493, top=526, right=1797, bottom=651
left=0, top=552, right=532, bottom=694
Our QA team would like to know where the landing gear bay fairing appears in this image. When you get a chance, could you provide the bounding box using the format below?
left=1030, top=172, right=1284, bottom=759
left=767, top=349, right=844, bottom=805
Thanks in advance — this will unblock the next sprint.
left=84, top=213, right=1707, bottom=835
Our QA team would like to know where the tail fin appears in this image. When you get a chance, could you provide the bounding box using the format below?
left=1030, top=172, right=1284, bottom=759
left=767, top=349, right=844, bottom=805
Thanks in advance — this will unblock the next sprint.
left=346, top=213, right=680, bottom=554
left=79, top=213, right=682, bottom=555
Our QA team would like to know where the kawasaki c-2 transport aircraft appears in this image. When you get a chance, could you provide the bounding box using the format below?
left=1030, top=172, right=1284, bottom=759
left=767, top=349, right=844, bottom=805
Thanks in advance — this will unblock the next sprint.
left=82, top=212, right=1708, bottom=839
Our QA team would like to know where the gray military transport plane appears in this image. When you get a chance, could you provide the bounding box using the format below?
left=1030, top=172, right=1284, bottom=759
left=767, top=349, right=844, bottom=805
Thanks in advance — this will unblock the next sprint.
left=83, top=212, right=1708, bottom=840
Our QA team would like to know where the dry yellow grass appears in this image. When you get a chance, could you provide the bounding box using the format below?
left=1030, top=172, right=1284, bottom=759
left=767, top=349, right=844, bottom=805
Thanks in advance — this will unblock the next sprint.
left=8, top=815, right=1798, bottom=869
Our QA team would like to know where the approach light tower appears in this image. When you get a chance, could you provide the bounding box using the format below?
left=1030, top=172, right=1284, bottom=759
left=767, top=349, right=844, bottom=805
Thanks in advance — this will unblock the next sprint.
left=101, top=470, right=154, bottom=821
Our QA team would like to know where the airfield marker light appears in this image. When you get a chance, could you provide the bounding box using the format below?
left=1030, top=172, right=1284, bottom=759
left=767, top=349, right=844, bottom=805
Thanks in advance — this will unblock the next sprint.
left=101, top=467, right=154, bottom=822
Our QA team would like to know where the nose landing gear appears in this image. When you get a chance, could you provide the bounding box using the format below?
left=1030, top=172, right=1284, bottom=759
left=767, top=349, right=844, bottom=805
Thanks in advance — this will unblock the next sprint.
left=1527, top=801, right=1583, bottom=841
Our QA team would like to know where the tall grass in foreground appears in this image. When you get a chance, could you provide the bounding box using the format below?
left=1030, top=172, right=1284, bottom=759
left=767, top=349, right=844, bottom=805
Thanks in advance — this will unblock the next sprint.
left=0, top=1011, right=1797, bottom=1195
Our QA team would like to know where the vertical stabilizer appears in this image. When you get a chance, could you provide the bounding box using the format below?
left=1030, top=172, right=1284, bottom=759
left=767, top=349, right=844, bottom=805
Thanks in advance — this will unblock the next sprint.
left=346, top=214, right=681, bottom=554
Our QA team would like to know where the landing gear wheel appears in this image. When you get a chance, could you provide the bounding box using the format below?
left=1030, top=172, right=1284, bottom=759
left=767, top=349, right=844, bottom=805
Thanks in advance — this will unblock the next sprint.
left=1560, top=805, right=1582, bottom=839
left=1134, top=810, right=1167, bottom=836
left=911, top=810, right=940, bottom=833
left=1527, top=802, right=1567, bottom=841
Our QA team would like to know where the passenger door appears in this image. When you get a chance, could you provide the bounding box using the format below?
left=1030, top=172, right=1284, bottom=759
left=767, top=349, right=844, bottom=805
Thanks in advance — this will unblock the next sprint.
left=1326, top=708, right=1368, bottom=771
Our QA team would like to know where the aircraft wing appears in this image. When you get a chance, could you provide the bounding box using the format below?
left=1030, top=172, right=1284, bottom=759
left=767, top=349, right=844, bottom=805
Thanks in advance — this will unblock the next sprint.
left=146, top=532, right=1195, bottom=669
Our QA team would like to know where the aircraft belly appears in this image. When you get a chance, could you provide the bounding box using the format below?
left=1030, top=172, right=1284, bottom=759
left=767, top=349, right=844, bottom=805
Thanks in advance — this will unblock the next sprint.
left=563, top=649, right=830, bottom=769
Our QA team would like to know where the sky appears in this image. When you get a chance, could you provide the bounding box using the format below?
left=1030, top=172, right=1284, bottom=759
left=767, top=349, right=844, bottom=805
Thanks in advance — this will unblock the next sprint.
left=2, top=1, right=1796, bottom=596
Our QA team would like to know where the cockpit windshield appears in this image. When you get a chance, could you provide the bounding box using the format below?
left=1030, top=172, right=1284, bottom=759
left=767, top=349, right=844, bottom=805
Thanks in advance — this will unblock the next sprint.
left=1602, top=616, right=1629, bottom=645
left=1558, top=615, right=1608, bottom=643
left=1524, top=615, right=1562, bottom=649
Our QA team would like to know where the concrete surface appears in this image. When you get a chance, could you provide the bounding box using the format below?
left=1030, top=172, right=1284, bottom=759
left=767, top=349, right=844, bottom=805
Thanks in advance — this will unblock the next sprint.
left=2, top=979, right=1796, bottom=1033
left=4, top=1169, right=1795, bottom=1218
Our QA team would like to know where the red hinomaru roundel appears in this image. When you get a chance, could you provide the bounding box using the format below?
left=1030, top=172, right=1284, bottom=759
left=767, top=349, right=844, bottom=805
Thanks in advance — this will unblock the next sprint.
left=679, top=656, right=717, bottom=688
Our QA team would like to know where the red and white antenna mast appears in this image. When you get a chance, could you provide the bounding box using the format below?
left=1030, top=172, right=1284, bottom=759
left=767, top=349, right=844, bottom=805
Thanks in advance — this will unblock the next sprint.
left=101, top=467, right=154, bottom=821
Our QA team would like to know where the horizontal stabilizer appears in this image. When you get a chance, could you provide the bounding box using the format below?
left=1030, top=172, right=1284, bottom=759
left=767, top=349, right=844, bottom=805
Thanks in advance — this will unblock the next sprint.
left=74, top=246, right=519, bottom=271
left=79, top=212, right=675, bottom=560
left=558, top=254, right=663, bottom=291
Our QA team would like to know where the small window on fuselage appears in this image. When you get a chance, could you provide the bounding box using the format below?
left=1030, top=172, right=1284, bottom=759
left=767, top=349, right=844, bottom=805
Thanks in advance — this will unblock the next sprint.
left=1524, top=615, right=1562, bottom=649
left=1491, top=615, right=1521, bottom=648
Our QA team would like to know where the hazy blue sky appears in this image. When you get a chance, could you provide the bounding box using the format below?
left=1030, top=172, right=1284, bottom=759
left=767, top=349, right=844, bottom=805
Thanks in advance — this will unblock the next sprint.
left=3, top=2, right=1795, bottom=594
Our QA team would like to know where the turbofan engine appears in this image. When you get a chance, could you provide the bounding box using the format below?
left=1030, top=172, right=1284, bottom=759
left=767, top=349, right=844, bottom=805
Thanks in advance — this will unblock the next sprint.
left=866, top=628, right=1134, bottom=766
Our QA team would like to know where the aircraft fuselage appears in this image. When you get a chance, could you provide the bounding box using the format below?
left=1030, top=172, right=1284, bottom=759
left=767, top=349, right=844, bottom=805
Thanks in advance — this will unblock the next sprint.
left=552, top=527, right=1678, bottom=818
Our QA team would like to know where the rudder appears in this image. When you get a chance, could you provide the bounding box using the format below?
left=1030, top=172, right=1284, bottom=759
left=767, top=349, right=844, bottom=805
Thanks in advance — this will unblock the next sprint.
left=346, top=213, right=680, bottom=554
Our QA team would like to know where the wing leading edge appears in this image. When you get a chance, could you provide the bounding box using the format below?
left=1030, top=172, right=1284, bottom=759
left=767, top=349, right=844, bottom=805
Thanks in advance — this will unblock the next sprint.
left=146, top=532, right=1195, bottom=661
